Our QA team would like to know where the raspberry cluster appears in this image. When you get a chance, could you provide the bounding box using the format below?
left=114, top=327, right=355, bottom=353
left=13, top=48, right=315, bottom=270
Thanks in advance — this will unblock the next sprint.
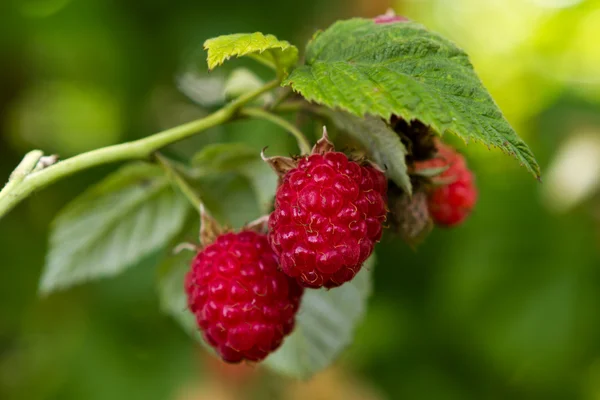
left=268, top=151, right=387, bottom=288
left=185, top=231, right=303, bottom=363
left=185, top=130, right=476, bottom=364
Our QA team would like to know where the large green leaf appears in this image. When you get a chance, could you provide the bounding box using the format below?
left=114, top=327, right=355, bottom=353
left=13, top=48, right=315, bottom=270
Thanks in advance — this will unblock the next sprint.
left=284, top=18, right=540, bottom=178
left=40, top=163, right=189, bottom=294
left=192, top=143, right=278, bottom=214
left=328, top=111, right=411, bottom=194
left=157, top=248, right=202, bottom=341
left=204, top=32, right=298, bottom=75
left=264, top=255, right=375, bottom=379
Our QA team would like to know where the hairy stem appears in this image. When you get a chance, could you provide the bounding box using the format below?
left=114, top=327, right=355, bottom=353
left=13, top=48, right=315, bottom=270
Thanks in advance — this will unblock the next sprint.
left=240, top=107, right=311, bottom=154
left=0, top=80, right=279, bottom=220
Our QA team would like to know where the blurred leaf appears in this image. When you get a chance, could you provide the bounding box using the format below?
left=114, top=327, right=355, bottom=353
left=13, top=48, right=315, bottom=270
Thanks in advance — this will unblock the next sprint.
left=328, top=111, right=411, bottom=194
left=285, top=18, right=540, bottom=178
left=176, top=71, right=226, bottom=107
left=192, top=143, right=277, bottom=214
left=194, top=173, right=261, bottom=229
left=204, top=32, right=298, bottom=75
left=192, top=143, right=259, bottom=172
left=264, top=255, right=375, bottom=379
left=40, top=163, right=189, bottom=294
left=157, top=248, right=201, bottom=341
left=224, top=67, right=266, bottom=101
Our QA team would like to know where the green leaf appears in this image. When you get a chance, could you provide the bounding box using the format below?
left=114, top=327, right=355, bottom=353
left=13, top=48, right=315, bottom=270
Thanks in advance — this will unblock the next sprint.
left=40, top=163, right=189, bottom=294
left=328, top=111, right=411, bottom=194
left=264, top=255, right=375, bottom=379
left=176, top=70, right=227, bottom=107
left=192, top=143, right=259, bottom=173
left=204, top=32, right=298, bottom=75
left=192, top=143, right=277, bottom=214
left=157, top=248, right=202, bottom=341
left=284, top=18, right=540, bottom=178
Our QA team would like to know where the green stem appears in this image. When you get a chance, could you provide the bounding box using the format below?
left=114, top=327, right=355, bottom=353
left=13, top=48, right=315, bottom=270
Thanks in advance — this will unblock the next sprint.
left=0, top=80, right=279, bottom=220
left=8, top=150, right=43, bottom=182
left=240, top=107, right=311, bottom=154
left=155, top=153, right=202, bottom=211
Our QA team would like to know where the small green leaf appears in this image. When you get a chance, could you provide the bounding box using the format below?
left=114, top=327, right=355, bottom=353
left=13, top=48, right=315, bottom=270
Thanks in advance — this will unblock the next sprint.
left=284, top=18, right=540, bottom=178
left=40, top=163, right=189, bottom=294
left=264, top=255, right=375, bottom=379
left=192, top=143, right=277, bottom=214
left=204, top=32, right=298, bottom=75
left=328, top=111, right=411, bottom=194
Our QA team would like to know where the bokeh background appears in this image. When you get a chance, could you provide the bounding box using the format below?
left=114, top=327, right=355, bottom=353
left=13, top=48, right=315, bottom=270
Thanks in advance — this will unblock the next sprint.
left=2, top=0, right=600, bottom=399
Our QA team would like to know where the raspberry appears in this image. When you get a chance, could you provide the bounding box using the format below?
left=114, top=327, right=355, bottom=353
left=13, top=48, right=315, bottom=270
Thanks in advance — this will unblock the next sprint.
left=267, top=136, right=388, bottom=288
left=374, top=10, right=410, bottom=24
left=415, top=141, right=477, bottom=226
left=185, top=230, right=303, bottom=363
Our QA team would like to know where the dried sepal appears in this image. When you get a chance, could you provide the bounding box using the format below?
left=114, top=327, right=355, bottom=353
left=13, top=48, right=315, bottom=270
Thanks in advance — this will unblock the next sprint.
left=245, top=214, right=270, bottom=234
left=311, top=126, right=335, bottom=155
left=261, top=147, right=297, bottom=178
left=388, top=185, right=432, bottom=247
left=199, top=203, right=223, bottom=247
left=173, top=242, right=199, bottom=254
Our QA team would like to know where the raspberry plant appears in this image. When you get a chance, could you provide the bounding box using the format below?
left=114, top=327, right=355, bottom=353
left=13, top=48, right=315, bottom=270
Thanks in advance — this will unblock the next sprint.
left=0, top=12, right=540, bottom=377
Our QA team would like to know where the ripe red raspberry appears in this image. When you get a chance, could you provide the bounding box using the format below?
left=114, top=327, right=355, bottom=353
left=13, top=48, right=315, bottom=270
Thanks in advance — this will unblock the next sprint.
left=185, top=230, right=303, bottom=363
left=267, top=137, right=388, bottom=288
left=415, top=141, right=477, bottom=226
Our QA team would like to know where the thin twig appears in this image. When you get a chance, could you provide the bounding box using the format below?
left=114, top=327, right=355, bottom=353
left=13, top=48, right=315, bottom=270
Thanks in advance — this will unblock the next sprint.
left=155, top=153, right=202, bottom=212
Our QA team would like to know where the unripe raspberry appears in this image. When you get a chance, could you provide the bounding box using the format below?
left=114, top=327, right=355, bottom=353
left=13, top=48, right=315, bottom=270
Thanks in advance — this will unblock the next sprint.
left=415, top=141, right=477, bottom=226
left=267, top=133, right=387, bottom=288
left=185, top=230, right=303, bottom=363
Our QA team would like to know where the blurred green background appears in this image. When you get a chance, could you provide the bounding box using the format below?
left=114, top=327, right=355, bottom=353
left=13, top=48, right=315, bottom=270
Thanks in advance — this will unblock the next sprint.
left=1, top=0, right=600, bottom=399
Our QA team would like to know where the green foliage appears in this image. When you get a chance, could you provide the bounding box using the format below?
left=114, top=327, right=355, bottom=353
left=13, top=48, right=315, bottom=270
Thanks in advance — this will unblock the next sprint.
left=284, top=18, right=540, bottom=178
left=157, top=248, right=202, bottom=341
left=192, top=143, right=277, bottom=214
left=327, top=111, right=411, bottom=194
left=204, top=32, right=298, bottom=76
left=40, top=163, right=189, bottom=294
left=223, top=68, right=268, bottom=102
left=264, top=256, right=375, bottom=379
left=192, top=142, right=259, bottom=173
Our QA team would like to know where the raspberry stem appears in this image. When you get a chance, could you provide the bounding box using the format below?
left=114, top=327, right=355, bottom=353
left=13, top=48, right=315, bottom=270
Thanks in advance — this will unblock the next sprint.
left=155, top=153, right=203, bottom=212
left=0, top=80, right=280, bottom=220
left=240, top=107, right=311, bottom=154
